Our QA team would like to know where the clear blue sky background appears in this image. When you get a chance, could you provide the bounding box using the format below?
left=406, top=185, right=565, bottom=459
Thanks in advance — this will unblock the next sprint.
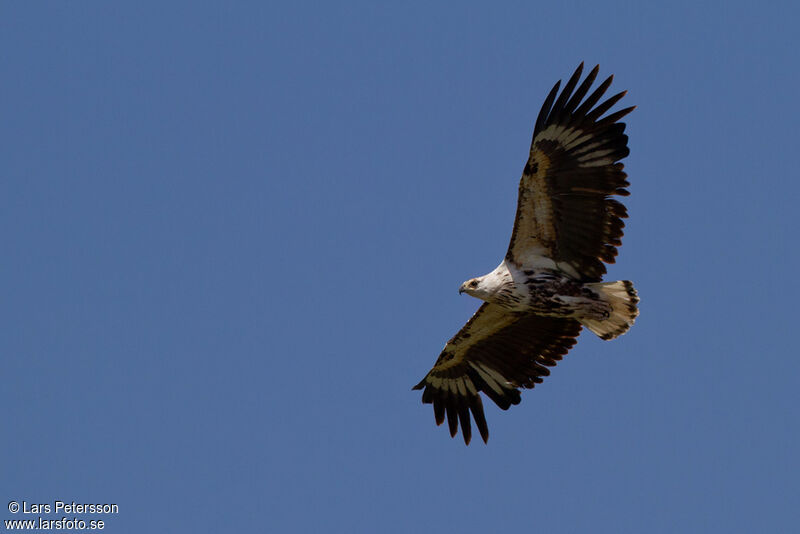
left=2, top=2, right=798, bottom=532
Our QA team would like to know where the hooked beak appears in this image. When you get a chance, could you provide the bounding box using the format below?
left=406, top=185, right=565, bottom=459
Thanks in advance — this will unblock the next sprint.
left=458, top=283, right=466, bottom=295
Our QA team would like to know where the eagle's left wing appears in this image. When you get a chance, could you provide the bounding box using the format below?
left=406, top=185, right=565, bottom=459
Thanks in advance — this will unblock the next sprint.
left=506, top=63, right=635, bottom=282
left=413, top=303, right=582, bottom=444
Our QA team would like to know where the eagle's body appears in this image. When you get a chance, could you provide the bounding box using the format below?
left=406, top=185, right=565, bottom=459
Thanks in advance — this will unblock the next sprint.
left=460, top=260, right=612, bottom=321
left=414, top=63, right=640, bottom=445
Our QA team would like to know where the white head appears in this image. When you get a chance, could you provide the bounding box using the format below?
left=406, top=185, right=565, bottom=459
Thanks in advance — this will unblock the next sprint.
left=458, top=261, right=514, bottom=302
left=458, top=276, right=494, bottom=300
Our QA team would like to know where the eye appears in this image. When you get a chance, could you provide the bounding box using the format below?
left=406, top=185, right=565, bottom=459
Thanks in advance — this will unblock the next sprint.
left=469, top=280, right=478, bottom=288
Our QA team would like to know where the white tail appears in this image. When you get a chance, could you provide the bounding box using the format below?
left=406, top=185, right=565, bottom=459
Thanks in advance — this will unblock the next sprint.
left=580, top=280, right=639, bottom=340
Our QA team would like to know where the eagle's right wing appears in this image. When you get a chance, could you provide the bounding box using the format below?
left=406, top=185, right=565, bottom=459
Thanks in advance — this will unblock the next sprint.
left=413, top=303, right=582, bottom=444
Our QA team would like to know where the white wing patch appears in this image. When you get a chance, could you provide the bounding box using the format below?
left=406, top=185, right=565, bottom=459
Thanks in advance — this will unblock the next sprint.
left=576, top=148, right=617, bottom=166
left=508, top=252, right=581, bottom=280
left=535, top=124, right=594, bottom=154
left=536, top=124, right=617, bottom=168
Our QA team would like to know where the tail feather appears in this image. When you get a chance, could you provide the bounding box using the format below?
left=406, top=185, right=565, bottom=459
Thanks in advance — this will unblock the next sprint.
left=580, top=280, right=639, bottom=340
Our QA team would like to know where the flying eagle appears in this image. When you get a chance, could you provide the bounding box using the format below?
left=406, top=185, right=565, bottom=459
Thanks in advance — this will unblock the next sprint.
left=413, top=63, right=639, bottom=445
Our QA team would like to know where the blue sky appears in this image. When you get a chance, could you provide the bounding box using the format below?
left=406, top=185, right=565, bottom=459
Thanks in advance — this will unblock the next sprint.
left=2, top=2, right=798, bottom=532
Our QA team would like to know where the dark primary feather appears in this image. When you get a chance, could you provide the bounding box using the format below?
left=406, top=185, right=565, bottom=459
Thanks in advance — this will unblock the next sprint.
left=548, top=63, right=584, bottom=125
left=534, top=81, right=561, bottom=137
left=413, top=303, right=581, bottom=444
left=508, top=63, right=634, bottom=281
left=563, top=65, right=599, bottom=115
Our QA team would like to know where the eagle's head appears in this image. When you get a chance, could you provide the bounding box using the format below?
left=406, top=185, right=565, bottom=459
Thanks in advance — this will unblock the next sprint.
left=459, top=264, right=510, bottom=302
left=459, top=277, right=486, bottom=299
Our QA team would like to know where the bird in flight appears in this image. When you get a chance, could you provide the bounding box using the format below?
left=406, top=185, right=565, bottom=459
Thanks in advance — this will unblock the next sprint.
left=413, top=63, right=639, bottom=445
